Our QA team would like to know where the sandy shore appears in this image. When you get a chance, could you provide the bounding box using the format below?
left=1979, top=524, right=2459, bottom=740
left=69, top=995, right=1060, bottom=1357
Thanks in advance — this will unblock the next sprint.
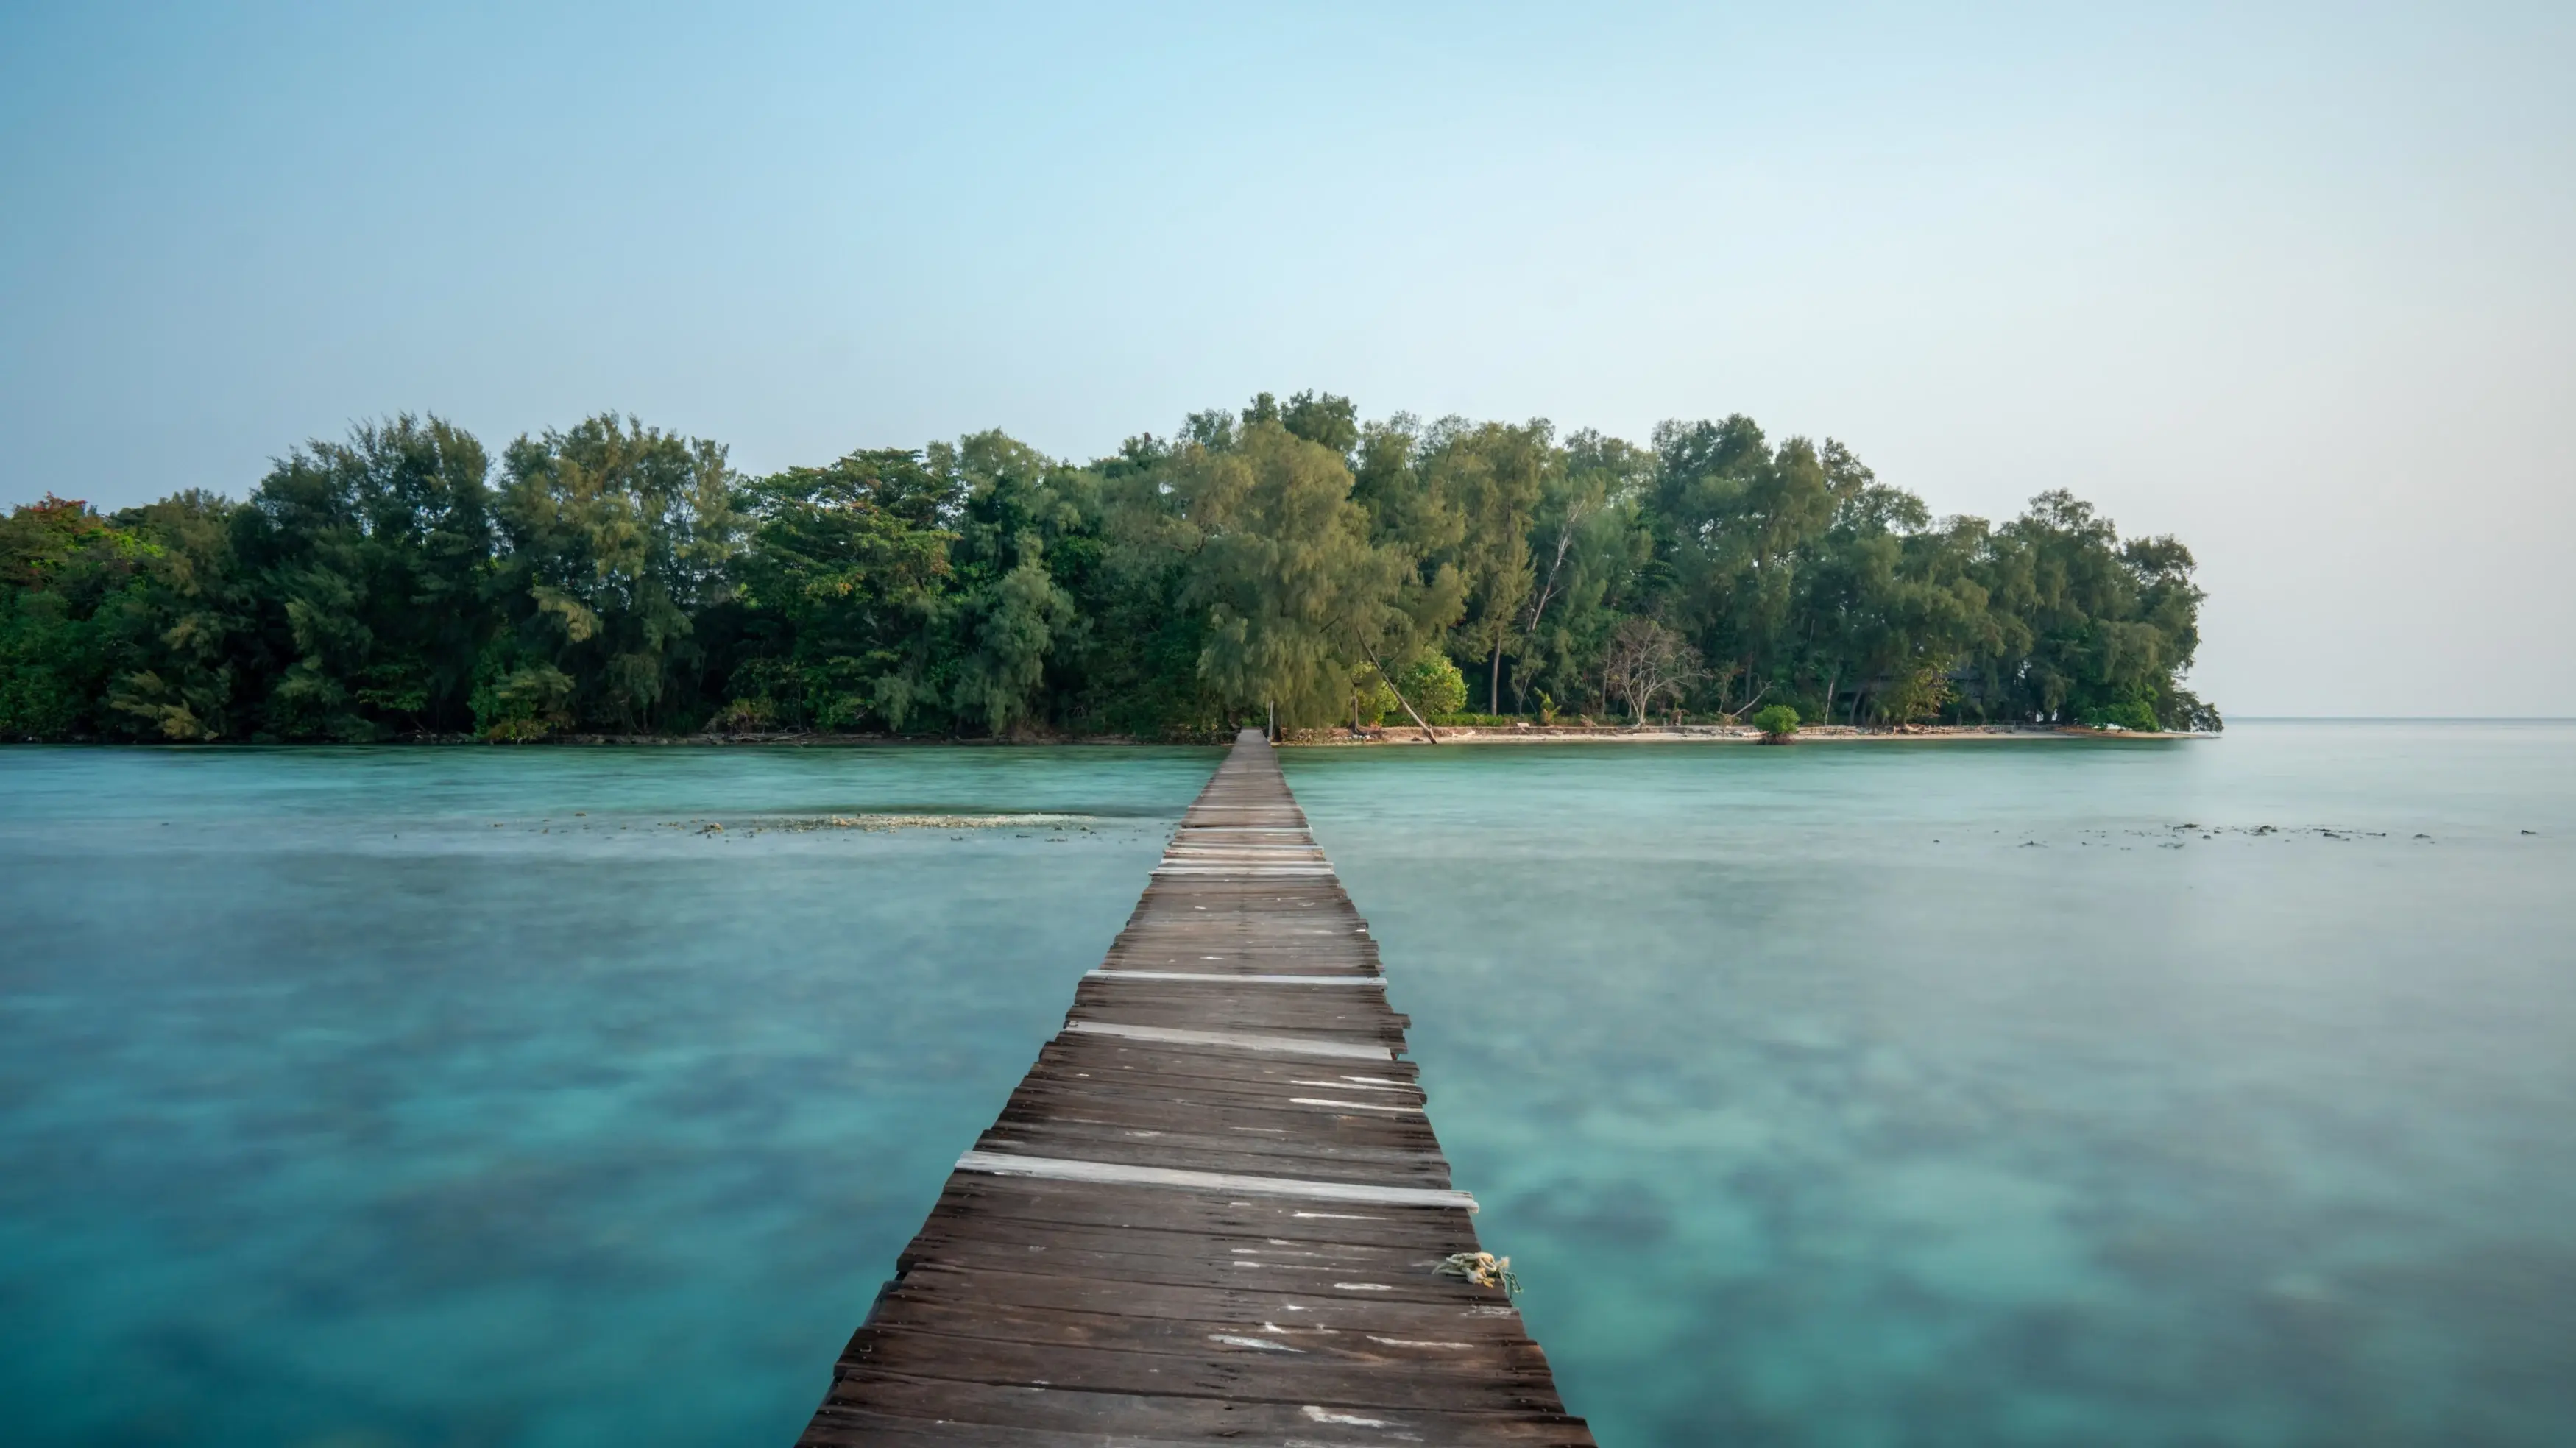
left=179, top=723, right=2207, bottom=748
left=1282, top=723, right=2213, bottom=745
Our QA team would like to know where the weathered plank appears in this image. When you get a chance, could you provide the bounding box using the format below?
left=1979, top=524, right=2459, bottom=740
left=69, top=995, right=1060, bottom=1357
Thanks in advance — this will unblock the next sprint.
left=796, top=729, right=1590, bottom=1445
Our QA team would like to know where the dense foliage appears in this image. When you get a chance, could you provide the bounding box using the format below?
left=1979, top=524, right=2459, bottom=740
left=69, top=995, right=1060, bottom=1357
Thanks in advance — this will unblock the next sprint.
left=1, top=395, right=2217, bottom=742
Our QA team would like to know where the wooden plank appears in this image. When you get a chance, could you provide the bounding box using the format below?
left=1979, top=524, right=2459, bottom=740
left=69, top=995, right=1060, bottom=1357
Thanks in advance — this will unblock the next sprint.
left=835, top=1333, right=1568, bottom=1414
left=898, top=1222, right=1486, bottom=1282
left=952, top=1152, right=1474, bottom=1210
left=1061, top=1021, right=1398, bottom=1060
left=793, top=728, right=1591, bottom=1445
left=877, top=1263, right=1533, bottom=1335
left=811, top=1380, right=1593, bottom=1447
left=1077, top=968, right=1381, bottom=979
left=916, top=1179, right=1476, bottom=1251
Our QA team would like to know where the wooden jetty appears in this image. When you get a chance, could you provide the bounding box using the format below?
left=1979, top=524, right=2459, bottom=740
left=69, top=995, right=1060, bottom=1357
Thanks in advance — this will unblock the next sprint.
left=799, top=728, right=1593, bottom=1446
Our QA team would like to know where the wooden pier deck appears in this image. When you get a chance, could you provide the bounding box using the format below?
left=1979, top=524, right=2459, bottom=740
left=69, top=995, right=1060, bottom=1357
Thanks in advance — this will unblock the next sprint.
left=798, top=729, right=1593, bottom=1446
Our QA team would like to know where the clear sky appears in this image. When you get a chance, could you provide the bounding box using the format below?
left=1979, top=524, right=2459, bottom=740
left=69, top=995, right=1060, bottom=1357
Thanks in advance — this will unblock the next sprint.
left=4, top=4, right=2569, bottom=715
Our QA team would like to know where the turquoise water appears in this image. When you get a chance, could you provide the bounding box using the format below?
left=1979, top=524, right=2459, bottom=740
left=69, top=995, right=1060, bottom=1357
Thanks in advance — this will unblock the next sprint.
left=1284, top=723, right=2576, bottom=1447
left=0, top=745, right=1215, bottom=1447
left=4, top=725, right=2572, bottom=1445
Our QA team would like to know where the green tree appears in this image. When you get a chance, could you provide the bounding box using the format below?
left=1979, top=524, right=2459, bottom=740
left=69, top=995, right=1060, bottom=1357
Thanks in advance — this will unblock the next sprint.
left=101, top=492, right=261, bottom=741
left=727, top=447, right=954, bottom=730
left=935, top=431, right=1087, bottom=734
left=1516, top=430, right=1653, bottom=717
left=1649, top=417, right=1834, bottom=713
left=0, top=392, right=2216, bottom=742
left=1418, top=418, right=1552, bottom=713
left=1165, top=419, right=1431, bottom=726
left=1277, top=390, right=1361, bottom=458
left=1752, top=703, right=1800, bottom=739
left=1073, top=436, right=1231, bottom=737
left=0, top=497, right=149, bottom=738
left=485, top=414, right=740, bottom=736
left=1962, top=491, right=2204, bottom=726
left=1395, top=651, right=1468, bottom=718
left=234, top=415, right=495, bottom=739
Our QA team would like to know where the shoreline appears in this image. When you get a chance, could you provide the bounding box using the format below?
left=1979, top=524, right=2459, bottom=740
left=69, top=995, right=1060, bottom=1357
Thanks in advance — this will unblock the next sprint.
left=2, top=724, right=2216, bottom=749
left=1281, top=723, right=2214, bottom=745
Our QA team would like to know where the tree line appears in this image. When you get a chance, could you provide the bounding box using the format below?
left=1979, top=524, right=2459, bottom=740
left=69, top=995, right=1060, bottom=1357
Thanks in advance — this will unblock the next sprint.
left=0, top=393, right=2217, bottom=742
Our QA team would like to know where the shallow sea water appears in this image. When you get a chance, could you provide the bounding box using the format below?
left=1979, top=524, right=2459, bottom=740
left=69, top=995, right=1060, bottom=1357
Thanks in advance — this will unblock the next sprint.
left=0, top=745, right=1214, bottom=1447
left=3, top=723, right=2572, bottom=1446
left=1285, top=722, right=2576, bottom=1447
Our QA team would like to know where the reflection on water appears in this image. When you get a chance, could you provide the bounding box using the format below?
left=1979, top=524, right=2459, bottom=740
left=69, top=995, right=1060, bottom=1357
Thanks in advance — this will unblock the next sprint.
left=4, top=725, right=2572, bottom=1446
left=1285, top=722, right=2576, bottom=1447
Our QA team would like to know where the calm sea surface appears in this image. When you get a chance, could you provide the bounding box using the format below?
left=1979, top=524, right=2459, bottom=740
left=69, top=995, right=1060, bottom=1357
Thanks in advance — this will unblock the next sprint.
left=2, top=723, right=2571, bottom=1447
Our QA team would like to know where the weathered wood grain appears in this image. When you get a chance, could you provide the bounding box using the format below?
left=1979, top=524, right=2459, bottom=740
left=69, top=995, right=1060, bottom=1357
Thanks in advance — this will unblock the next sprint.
left=796, top=729, right=1591, bottom=1445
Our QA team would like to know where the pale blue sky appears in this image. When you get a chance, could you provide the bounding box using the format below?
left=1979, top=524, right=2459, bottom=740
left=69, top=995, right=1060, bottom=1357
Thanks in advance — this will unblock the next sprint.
left=4, top=4, right=2569, bottom=714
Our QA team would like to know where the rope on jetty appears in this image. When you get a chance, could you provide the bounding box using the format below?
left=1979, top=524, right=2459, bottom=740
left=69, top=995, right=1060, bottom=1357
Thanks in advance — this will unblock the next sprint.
left=1435, top=1251, right=1520, bottom=1295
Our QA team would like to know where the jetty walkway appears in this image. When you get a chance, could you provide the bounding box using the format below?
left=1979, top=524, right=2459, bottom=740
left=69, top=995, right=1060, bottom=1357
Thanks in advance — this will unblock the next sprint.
left=798, top=729, right=1593, bottom=1445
